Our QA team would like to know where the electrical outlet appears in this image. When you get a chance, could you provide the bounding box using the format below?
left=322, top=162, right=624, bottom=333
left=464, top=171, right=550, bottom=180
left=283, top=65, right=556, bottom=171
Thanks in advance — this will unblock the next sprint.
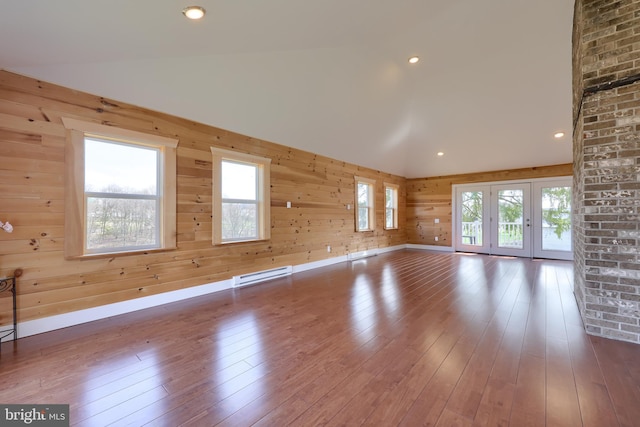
left=434, top=218, right=440, bottom=223
left=347, top=204, right=351, bottom=210
left=327, top=245, right=331, bottom=253
left=286, top=201, right=291, bottom=208
left=435, top=236, right=439, bottom=242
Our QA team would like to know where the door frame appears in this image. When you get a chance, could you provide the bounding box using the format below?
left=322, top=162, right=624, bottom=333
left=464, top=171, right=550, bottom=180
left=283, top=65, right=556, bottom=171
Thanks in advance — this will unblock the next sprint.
left=453, top=176, right=573, bottom=260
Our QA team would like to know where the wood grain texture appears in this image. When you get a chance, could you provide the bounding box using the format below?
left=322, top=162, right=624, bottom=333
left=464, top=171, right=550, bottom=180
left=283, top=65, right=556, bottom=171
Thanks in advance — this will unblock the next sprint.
left=1, top=250, right=638, bottom=426
left=0, top=70, right=406, bottom=323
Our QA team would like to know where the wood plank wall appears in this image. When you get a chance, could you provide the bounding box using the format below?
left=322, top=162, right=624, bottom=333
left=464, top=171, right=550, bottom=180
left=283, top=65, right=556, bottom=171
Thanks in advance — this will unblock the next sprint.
left=406, top=164, right=573, bottom=246
left=0, top=70, right=407, bottom=324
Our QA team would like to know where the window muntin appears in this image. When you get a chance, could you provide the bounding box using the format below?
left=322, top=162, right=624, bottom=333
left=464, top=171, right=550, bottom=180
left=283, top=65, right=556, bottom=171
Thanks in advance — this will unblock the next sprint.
left=212, top=148, right=271, bottom=245
left=62, top=118, right=177, bottom=258
left=384, top=183, right=399, bottom=230
left=355, top=176, right=376, bottom=232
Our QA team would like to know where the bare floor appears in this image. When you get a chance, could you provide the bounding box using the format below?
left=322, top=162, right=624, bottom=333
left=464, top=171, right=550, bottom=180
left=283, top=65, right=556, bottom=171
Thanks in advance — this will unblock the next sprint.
left=1, top=250, right=640, bottom=426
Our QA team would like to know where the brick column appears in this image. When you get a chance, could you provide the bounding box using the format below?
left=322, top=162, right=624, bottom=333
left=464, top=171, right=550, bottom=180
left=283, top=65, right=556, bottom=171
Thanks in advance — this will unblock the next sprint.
left=573, top=0, right=640, bottom=343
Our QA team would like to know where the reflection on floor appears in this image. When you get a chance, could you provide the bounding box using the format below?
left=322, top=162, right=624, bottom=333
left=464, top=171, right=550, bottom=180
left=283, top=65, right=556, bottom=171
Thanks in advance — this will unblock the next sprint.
left=1, top=250, right=639, bottom=426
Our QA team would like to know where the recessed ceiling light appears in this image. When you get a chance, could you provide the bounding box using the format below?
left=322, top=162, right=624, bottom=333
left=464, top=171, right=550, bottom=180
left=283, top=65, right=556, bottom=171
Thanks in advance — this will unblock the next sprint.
left=554, top=132, right=565, bottom=139
left=408, top=56, right=420, bottom=64
left=437, top=152, right=444, bottom=157
left=183, top=6, right=206, bottom=20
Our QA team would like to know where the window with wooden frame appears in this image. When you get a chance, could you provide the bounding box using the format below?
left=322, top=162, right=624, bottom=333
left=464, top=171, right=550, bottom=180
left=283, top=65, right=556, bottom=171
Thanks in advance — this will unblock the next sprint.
left=211, top=147, right=271, bottom=245
left=62, top=118, right=178, bottom=258
left=384, top=183, right=399, bottom=230
left=355, top=176, right=376, bottom=232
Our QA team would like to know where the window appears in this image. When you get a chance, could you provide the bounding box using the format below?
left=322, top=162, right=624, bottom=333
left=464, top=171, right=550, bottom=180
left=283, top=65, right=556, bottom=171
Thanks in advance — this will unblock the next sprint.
left=211, top=148, right=271, bottom=244
left=62, top=118, right=178, bottom=258
left=355, top=176, right=376, bottom=232
left=384, top=183, right=399, bottom=230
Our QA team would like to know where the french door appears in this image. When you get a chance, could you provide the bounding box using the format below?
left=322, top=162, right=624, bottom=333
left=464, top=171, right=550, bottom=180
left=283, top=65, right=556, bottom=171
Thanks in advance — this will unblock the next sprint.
left=455, top=183, right=531, bottom=257
left=454, top=178, right=572, bottom=260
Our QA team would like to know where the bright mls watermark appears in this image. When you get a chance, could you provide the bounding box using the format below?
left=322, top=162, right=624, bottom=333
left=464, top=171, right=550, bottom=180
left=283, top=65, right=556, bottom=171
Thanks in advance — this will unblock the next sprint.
left=1, top=405, right=69, bottom=426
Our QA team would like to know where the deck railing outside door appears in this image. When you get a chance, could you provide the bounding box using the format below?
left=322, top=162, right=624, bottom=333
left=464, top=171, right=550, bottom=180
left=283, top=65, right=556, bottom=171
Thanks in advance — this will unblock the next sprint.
left=461, top=221, right=524, bottom=248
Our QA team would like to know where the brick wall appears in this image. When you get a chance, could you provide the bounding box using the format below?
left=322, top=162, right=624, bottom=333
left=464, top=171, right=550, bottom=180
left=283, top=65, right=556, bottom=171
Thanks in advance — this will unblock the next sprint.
left=574, top=0, right=640, bottom=343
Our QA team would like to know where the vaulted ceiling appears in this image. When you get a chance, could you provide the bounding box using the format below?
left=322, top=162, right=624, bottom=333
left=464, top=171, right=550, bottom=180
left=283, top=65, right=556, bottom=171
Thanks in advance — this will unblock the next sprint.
left=1, top=0, right=575, bottom=178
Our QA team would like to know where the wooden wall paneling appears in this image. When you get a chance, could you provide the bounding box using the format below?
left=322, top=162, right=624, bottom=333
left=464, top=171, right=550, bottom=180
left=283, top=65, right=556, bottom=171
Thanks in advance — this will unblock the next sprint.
left=0, top=70, right=408, bottom=325
left=0, top=112, right=65, bottom=138
left=0, top=97, right=50, bottom=120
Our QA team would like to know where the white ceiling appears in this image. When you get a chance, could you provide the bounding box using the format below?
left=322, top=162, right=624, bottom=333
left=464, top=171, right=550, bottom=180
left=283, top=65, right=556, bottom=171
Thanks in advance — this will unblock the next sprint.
left=1, top=0, right=575, bottom=178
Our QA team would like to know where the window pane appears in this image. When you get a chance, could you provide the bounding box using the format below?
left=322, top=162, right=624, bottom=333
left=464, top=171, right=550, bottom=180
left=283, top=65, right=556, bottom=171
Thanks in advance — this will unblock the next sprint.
left=357, top=183, right=369, bottom=206
left=222, top=161, right=257, bottom=200
left=385, top=208, right=394, bottom=228
left=222, top=202, right=258, bottom=240
left=542, top=186, right=572, bottom=251
left=357, top=181, right=372, bottom=231
left=385, top=188, right=394, bottom=208
left=461, top=191, right=483, bottom=246
left=86, top=197, right=157, bottom=250
left=85, top=138, right=158, bottom=194
left=385, top=186, right=397, bottom=229
left=497, top=189, right=523, bottom=249
left=358, top=207, right=369, bottom=230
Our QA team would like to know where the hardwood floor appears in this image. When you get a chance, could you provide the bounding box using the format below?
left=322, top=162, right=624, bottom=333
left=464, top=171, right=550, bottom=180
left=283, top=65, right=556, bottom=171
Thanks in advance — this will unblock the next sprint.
left=2, top=250, right=640, bottom=426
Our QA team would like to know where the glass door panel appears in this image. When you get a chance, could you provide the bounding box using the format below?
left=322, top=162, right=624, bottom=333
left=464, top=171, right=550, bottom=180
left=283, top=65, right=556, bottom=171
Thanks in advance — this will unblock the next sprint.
left=533, top=180, right=573, bottom=260
left=461, top=191, right=483, bottom=246
left=496, top=188, right=524, bottom=249
left=455, top=186, right=490, bottom=254
left=491, top=184, right=531, bottom=257
left=542, top=187, right=571, bottom=251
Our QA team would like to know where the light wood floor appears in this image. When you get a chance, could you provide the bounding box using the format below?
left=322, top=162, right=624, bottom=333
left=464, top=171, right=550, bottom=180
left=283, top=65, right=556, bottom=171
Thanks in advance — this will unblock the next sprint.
left=2, top=250, right=640, bottom=426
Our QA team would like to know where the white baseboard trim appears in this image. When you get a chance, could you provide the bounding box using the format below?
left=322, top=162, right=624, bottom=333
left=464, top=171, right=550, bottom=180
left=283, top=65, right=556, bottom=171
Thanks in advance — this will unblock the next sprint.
left=406, top=244, right=455, bottom=252
left=292, top=255, right=348, bottom=274
left=14, top=279, right=234, bottom=341
left=11, top=245, right=411, bottom=341
left=377, top=245, right=407, bottom=254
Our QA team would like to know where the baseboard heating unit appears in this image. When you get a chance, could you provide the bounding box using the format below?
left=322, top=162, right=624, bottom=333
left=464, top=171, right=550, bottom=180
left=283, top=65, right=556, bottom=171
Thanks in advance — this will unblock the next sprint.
left=232, top=265, right=293, bottom=288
